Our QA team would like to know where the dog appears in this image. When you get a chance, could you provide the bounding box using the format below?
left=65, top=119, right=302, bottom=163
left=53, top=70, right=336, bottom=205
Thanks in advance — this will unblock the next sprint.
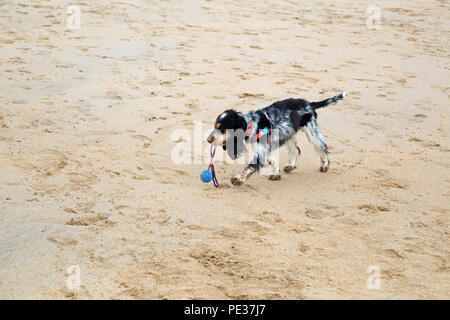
left=206, top=92, right=346, bottom=186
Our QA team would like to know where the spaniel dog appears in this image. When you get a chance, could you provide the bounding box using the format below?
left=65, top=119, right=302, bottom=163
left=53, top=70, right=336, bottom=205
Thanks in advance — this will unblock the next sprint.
left=207, top=92, right=346, bottom=186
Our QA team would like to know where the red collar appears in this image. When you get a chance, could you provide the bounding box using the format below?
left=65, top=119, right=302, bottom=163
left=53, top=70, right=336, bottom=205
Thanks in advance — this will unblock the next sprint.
left=246, top=120, right=253, bottom=137
left=246, top=112, right=272, bottom=146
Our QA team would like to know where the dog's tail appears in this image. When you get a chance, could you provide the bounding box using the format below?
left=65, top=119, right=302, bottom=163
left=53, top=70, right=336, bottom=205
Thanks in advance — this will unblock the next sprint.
left=310, top=92, right=346, bottom=110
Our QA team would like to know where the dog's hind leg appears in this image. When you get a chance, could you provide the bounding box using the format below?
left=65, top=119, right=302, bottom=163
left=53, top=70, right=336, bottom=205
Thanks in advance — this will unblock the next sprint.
left=303, top=119, right=329, bottom=172
left=283, top=138, right=301, bottom=173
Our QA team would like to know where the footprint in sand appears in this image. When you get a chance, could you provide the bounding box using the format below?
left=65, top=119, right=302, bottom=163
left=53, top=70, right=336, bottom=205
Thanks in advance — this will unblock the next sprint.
left=131, top=135, right=151, bottom=148
left=409, top=113, right=428, bottom=123
left=382, top=268, right=406, bottom=280
left=422, top=141, right=442, bottom=150
left=258, top=210, right=283, bottom=225
left=380, top=180, right=407, bottom=189
left=218, top=228, right=245, bottom=239
left=171, top=168, right=189, bottom=176
left=185, top=102, right=199, bottom=112
left=150, top=214, right=171, bottom=226
left=238, top=93, right=265, bottom=99
left=380, top=248, right=404, bottom=259
left=242, top=221, right=270, bottom=236
left=357, top=204, right=390, bottom=213
left=66, top=214, right=115, bottom=227
left=305, top=208, right=328, bottom=219
left=160, top=81, right=173, bottom=86
left=408, top=137, right=423, bottom=143
left=47, top=236, right=78, bottom=246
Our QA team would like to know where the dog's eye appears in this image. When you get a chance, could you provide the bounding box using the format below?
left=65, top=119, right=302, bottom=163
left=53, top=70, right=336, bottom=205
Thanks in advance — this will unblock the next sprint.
left=218, top=127, right=226, bottom=133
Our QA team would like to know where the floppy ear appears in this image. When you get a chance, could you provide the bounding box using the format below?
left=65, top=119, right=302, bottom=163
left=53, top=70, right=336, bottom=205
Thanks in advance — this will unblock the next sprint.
left=224, top=113, right=248, bottom=159
left=236, top=114, right=247, bottom=131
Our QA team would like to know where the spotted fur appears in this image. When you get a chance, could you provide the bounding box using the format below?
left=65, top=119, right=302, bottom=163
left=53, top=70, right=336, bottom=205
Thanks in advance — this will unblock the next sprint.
left=207, top=92, right=346, bottom=186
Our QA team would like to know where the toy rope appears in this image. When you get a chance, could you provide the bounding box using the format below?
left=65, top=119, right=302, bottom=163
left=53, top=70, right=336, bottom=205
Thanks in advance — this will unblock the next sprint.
left=209, top=145, right=219, bottom=187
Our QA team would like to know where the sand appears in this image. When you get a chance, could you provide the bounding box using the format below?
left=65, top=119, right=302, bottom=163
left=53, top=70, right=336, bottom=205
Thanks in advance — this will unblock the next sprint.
left=0, top=0, right=448, bottom=299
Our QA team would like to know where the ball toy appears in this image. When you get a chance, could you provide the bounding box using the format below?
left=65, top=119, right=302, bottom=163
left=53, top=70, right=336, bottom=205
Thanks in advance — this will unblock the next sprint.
left=200, top=146, right=219, bottom=187
left=200, top=170, right=212, bottom=183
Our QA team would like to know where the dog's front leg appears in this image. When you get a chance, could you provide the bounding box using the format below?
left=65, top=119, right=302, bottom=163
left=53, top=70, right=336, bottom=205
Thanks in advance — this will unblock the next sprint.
left=230, top=166, right=255, bottom=186
left=230, top=143, right=268, bottom=186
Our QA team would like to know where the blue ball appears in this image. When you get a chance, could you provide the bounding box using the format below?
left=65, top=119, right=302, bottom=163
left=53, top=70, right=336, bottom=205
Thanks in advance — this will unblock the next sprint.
left=200, top=170, right=212, bottom=183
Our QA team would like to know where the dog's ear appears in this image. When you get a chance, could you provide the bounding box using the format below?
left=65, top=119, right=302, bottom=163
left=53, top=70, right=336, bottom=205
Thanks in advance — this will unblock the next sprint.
left=219, top=112, right=248, bottom=159
left=235, top=114, right=247, bottom=132
left=226, top=114, right=247, bottom=159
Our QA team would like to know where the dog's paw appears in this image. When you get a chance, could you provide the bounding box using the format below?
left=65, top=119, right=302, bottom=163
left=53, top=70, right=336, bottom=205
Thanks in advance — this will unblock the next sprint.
left=283, top=165, right=296, bottom=173
left=320, top=166, right=329, bottom=172
left=230, top=176, right=245, bottom=186
left=268, top=174, right=281, bottom=181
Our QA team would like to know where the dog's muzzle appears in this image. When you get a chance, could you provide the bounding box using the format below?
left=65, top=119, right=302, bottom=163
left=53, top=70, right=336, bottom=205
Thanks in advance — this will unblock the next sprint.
left=207, top=129, right=224, bottom=146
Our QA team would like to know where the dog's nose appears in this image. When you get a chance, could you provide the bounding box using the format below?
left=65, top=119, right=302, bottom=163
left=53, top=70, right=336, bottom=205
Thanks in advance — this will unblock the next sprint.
left=207, top=135, right=215, bottom=143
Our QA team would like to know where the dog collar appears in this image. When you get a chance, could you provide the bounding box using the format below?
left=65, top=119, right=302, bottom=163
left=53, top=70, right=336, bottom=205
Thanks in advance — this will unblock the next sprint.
left=246, top=120, right=253, bottom=137
left=239, top=112, right=252, bottom=138
left=245, top=110, right=272, bottom=145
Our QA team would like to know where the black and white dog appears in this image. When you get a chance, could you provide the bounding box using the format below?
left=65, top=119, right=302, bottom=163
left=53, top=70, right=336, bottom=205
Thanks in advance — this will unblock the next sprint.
left=207, top=92, right=346, bottom=186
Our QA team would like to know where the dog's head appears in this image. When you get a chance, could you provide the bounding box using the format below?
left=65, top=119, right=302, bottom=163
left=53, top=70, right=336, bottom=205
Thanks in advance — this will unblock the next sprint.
left=207, top=109, right=248, bottom=159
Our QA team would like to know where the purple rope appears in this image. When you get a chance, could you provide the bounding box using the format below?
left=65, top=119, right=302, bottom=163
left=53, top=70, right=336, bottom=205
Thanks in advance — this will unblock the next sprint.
left=209, top=145, right=219, bottom=187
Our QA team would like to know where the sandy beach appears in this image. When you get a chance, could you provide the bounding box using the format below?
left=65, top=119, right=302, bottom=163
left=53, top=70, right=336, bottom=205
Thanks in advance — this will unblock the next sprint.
left=0, top=0, right=449, bottom=299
